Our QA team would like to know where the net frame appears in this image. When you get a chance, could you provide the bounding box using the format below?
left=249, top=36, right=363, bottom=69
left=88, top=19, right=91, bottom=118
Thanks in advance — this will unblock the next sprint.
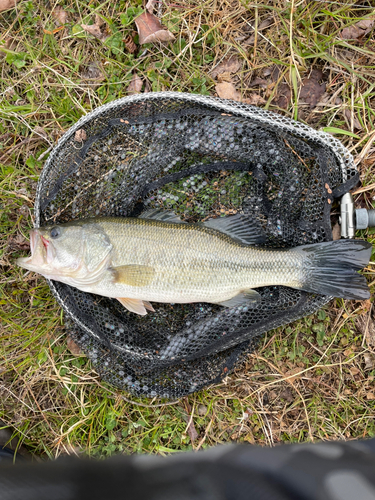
left=33, top=92, right=358, bottom=398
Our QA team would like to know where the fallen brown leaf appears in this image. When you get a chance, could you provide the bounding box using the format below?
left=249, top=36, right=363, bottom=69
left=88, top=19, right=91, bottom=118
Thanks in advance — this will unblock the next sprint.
left=145, top=0, right=158, bottom=14
left=8, top=233, right=29, bottom=251
left=0, top=0, right=15, bottom=12
left=364, top=352, right=375, bottom=371
left=67, top=336, right=85, bottom=357
left=124, top=34, right=137, bottom=53
left=216, top=82, right=241, bottom=101
left=197, top=404, right=207, bottom=416
left=280, top=387, right=294, bottom=402
left=343, top=109, right=363, bottom=130
left=144, top=78, right=152, bottom=93
left=284, top=367, right=301, bottom=383
left=273, top=83, right=291, bottom=109
left=127, top=73, right=143, bottom=95
left=82, top=15, right=107, bottom=41
left=135, top=12, right=175, bottom=44
left=94, top=14, right=105, bottom=28
left=367, top=392, right=375, bottom=400
left=341, top=19, right=374, bottom=40
left=34, top=126, right=48, bottom=139
left=332, top=222, right=341, bottom=241
left=210, top=56, right=241, bottom=79
left=299, top=69, right=326, bottom=109
left=243, top=94, right=266, bottom=106
left=51, top=6, right=68, bottom=26
left=349, top=366, right=360, bottom=376
left=356, top=315, right=375, bottom=348
left=217, top=72, right=232, bottom=83
left=74, top=129, right=87, bottom=142
left=247, top=17, right=273, bottom=45
left=182, top=400, right=198, bottom=443
left=250, top=77, right=269, bottom=89
left=81, top=62, right=103, bottom=80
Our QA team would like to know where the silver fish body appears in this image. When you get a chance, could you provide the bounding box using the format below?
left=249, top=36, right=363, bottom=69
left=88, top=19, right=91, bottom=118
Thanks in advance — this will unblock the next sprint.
left=84, top=217, right=303, bottom=302
left=17, top=212, right=371, bottom=315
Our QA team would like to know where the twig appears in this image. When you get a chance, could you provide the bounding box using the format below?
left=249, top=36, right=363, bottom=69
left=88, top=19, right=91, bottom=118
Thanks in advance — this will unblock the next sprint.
left=283, top=138, right=311, bottom=172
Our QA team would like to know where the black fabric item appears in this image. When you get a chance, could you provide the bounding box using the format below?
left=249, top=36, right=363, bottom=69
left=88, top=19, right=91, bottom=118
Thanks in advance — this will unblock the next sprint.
left=1, top=440, right=375, bottom=500
left=34, top=93, right=361, bottom=398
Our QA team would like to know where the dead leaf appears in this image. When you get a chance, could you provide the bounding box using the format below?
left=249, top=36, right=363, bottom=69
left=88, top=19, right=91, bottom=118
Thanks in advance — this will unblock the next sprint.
left=284, top=367, right=301, bottom=383
left=243, top=94, right=266, bottom=106
left=34, top=126, right=48, bottom=139
left=144, top=78, right=152, bottom=93
left=332, top=222, right=341, bottom=241
left=0, top=0, right=16, bottom=12
left=349, top=366, right=360, bottom=376
left=135, top=12, right=175, bottom=44
left=263, top=67, right=273, bottom=77
left=367, top=392, right=375, bottom=400
left=124, top=34, right=137, bottom=53
left=280, top=387, right=294, bottom=402
left=182, top=400, right=198, bottom=443
left=341, top=19, right=374, bottom=40
left=82, top=15, right=107, bottom=41
left=81, top=62, right=103, bottom=80
left=216, top=82, right=241, bottom=101
left=146, top=0, right=158, bottom=14
left=8, top=233, right=29, bottom=251
left=51, top=6, right=68, bottom=26
left=343, top=109, right=363, bottom=130
left=127, top=73, right=143, bottom=95
left=247, top=17, right=274, bottom=45
left=356, top=315, right=375, bottom=348
left=74, top=129, right=87, bottom=142
left=273, top=83, right=291, bottom=109
left=299, top=69, right=326, bottom=109
left=197, top=404, right=207, bottom=416
left=210, top=56, right=241, bottom=79
left=67, top=336, right=85, bottom=357
left=250, top=77, right=269, bottom=89
left=364, top=352, right=375, bottom=371
left=217, top=72, right=233, bottom=83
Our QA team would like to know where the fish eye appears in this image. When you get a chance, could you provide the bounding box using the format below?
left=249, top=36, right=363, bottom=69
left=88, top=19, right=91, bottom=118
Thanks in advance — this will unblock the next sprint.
left=50, top=227, right=61, bottom=239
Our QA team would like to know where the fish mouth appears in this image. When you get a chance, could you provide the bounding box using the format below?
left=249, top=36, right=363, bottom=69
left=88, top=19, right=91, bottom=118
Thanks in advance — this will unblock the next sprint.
left=16, top=229, right=50, bottom=272
left=40, top=234, right=50, bottom=250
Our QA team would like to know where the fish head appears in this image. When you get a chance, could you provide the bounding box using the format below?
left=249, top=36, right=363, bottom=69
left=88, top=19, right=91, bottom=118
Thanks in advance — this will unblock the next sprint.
left=16, top=222, right=112, bottom=284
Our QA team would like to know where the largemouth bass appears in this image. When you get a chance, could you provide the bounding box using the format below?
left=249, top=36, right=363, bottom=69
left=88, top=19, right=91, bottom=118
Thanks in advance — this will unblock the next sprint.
left=17, top=210, right=371, bottom=315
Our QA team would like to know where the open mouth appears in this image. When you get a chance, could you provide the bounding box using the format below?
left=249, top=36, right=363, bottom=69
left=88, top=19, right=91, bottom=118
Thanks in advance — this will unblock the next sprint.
left=16, top=229, right=49, bottom=271
left=41, top=235, right=49, bottom=250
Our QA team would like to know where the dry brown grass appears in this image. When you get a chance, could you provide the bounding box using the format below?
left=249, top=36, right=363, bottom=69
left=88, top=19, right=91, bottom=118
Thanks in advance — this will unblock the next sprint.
left=1, top=0, right=375, bottom=457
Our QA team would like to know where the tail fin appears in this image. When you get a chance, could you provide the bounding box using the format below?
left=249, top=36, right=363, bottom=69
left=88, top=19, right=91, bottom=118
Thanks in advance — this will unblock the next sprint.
left=298, top=240, right=372, bottom=300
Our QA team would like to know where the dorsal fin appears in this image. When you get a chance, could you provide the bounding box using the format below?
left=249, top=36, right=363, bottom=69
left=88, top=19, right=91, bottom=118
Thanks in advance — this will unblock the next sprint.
left=202, top=214, right=266, bottom=245
left=139, top=208, right=186, bottom=224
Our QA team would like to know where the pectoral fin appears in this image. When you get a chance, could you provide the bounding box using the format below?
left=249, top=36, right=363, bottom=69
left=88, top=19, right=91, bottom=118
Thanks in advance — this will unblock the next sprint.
left=215, top=289, right=261, bottom=308
left=116, top=297, right=155, bottom=315
left=112, top=264, right=155, bottom=287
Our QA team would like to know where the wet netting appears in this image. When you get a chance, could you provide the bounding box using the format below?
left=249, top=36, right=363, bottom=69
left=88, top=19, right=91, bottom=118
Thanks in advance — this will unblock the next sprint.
left=35, top=92, right=359, bottom=399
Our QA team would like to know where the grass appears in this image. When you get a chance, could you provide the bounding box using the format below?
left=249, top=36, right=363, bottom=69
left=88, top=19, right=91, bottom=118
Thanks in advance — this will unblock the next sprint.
left=1, top=0, right=375, bottom=458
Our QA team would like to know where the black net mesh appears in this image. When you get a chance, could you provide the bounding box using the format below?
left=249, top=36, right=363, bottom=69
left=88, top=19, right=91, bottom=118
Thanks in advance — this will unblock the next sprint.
left=34, top=92, right=358, bottom=399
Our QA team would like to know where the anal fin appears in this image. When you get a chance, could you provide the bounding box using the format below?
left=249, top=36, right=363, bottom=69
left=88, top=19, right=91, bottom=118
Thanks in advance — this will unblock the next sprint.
left=215, top=289, right=261, bottom=308
left=117, top=297, right=155, bottom=315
